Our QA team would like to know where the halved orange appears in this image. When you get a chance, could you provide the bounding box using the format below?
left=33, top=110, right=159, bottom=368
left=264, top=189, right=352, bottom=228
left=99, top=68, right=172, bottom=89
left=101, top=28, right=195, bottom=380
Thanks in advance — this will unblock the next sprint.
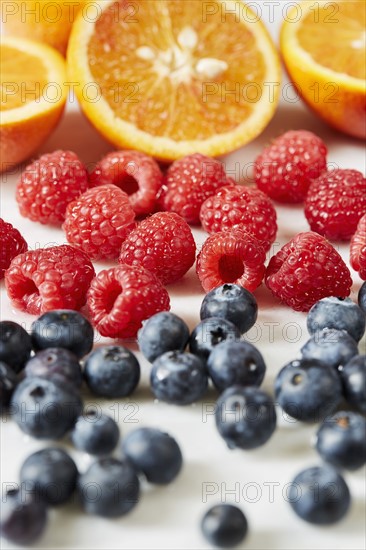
left=67, top=0, right=280, bottom=160
left=281, top=1, right=366, bottom=139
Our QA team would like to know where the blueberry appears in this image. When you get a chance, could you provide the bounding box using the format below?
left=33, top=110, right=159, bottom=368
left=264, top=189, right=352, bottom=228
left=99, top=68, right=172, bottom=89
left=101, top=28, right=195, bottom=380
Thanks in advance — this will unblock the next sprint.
left=84, top=345, right=140, bottom=398
left=275, top=358, right=343, bottom=422
left=11, top=376, right=83, bottom=439
left=71, top=410, right=120, bottom=456
left=20, top=447, right=79, bottom=506
left=189, top=317, right=240, bottom=362
left=24, top=348, right=82, bottom=388
left=31, top=310, right=94, bottom=359
left=339, top=355, right=366, bottom=414
left=150, top=351, right=208, bottom=405
left=307, top=297, right=365, bottom=342
left=358, top=282, right=366, bottom=314
left=201, top=504, right=248, bottom=548
left=301, top=328, right=359, bottom=370
left=78, top=457, right=140, bottom=517
left=121, top=427, right=183, bottom=484
left=315, top=411, right=366, bottom=471
left=207, top=341, right=266, bottom=392
left=0, top=361, right=18, bottom=411
left=0, top=489, right=48, bottom=545
left=137, top=311, right=190, bottom=363
left=215, top=386, right=276, bottom=450
left=0, top=321, right=32, bottom=373
left=288, top=465, right=351, bottom=525
left=200, top=283, right=258, bottom=335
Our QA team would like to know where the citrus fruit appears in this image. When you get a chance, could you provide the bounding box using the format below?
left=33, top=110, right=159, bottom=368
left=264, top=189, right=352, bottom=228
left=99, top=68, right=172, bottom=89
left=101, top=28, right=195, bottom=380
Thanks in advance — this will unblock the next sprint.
left=280, top=0, right=366, bottom=139
left=67, top=0, right=280, bottom=161
left=0, top=37, right=67, bottom=172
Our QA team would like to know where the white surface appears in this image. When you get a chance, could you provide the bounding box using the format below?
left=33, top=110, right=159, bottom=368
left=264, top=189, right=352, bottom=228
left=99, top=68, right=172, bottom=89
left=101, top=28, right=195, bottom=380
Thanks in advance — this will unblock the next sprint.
left=1, top=5, right=366, bottom=550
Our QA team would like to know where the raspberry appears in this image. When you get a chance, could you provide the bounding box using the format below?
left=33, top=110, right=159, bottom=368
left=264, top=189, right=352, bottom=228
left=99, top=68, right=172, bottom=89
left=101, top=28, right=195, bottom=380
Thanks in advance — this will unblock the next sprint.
left=63, top=184, right=136, bottom=260
left=159, top=153, right=228, bottom=224
left=196, top=229, right=266, bottom=293
left=350, top=214, right=366, bottom=280
left=5, top=245, right=95, bottom=315
left=16, top=150, right=89, bottom=225
left=119, top=212, right=196, bottom=285
left=304, top=169, right=366, bottom=241
left=265, top=232, right=352, bottom=311
left=254, top=130, right=327, bottom=203
left=89, top=150, right=163, bottom=216
left=0, top=219, right=28, bottom=279
left=199, top=185, right=277, bottom=252
left=87, top=264, right=170, bottom=339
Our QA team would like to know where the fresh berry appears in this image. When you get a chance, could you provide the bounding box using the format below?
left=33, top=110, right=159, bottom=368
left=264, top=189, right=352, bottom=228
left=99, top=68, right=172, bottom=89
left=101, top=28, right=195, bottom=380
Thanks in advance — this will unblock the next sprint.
left=20, top=447, right=79, bottom=506
left=78, top=458, right=140, bottom=518
left=201, top=504, right=248, bottom=548
left=301, top=328, right=358, bottom=370
left=119, top=212, right=196, bottom=284
left=16, top=150, right=89, bottom=225
left=307, top=297, right=365, bottom=343
left=63, top=184, right=136, bottom=260
left=0, top=362, right=18, bottom=411
left=265, top=232, right=352, bottom=311
left=5, top=245, right=95, bottom=315
left=339, top=355, right=366, bottom=415
left=200, top=283, right=258, bottom=335
left=304, top=169, right=366, bottom=240
left=89, top=150, right=164, bottom=216
left=350, top=213, right=366, bottom=279
left=0, top=489, right=48, bottom=545
left=84, top=345, right=140, bottom=398
left=0, top=219, right=27, bottom=279
left=254, top=130, right=327, bottom=203
left=199, top=185, right=277, bottom=252
left=138, top=312, right=190, bottom=363
left=31, top=310, right=94, bottom=359
left=159, top=153, right=228, bottom=224
left=24, top=348, right=83, bottom=388
left=150, top=351, right=208, bottom=405
left=121, top=427, right=183, bottom=484
left=274, top=358, right=343, bottom=422
left=288, top=465, right=351, bottom=525
left=359, top=282, right=366, bottom=313
left=196, top=229, right=266, bottom=293
left=0, top=321, right=32, bottom=373
left=315, top=411, right=366, bottom=471
left=189, top=317, right=240, bottom=363
left=71, top=410, right=120, bottom=456
left=215, top=386, right=276, bottom=449
left=87, top=264, right=170, bottom=339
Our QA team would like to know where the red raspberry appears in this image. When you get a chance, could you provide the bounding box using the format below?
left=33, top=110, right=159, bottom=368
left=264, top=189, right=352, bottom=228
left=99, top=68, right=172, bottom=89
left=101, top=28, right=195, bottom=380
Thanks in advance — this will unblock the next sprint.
left=63, top=184, right=136, bottom=260
left=5, top=245, right=95, bottom=315
left=350, top=214, right=366, bottom=280
left=304, top=169, right=366, bottom=241
left=16, top=150, right=89, bottom=225
left=119, top=212, right=196, bottom=285
left=159, top=153, right=228, bottom=224
left=0, top=219, right=28, bottom=279
left=199, top=185, right=277, bottom=252
left=89, top=150, right=163, bottom=216
left=196, top=229, right=266, bottom=293
left=265, top=232, right=352, bottom=311
left=87, top=264, right=170, bottom=339
left=254, top=130, right=327, bottom=203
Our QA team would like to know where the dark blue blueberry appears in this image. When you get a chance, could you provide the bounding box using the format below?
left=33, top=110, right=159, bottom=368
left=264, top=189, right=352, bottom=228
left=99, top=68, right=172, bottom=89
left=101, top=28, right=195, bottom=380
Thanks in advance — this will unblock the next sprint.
left=31, top=310, right=94, bottom=359
left=11, top=376, right=83, bottom=439
left=301, top=328, right=359, bottom=370
left=0, top=321, right=32, bottom=373
left=150, top=351, right=208, bottom=405
left=215, top=386, right=276, bottom=450
left=84, top=345, right=140, bottom=398
left=358, top=282, right=366, bottom=314
left=315, top=411, right=366, bottom=471
left=71, top=410, right=120, bottom=456
left=200, top=283, right=258, bottom=335
left=189, top=317, right=240, bottom=362
left=201, top=504, right=248, bottom=548
left=0, top=489, right=48, bottom=545
left=20, top=447, right=78, bottom=506
left=137, top=311, right=190, bottom=363
left=0, top=361, right=18, bottom=411
left=122, top=427, right=183, bottom=484
left=307, top=297, right=365, bottom=342
left=24, top=348, right=82, bottom=388
left=339, top=355, right=366, bottom=414
left=275, top=358, right=343, bottom=422
left=288, top=465, right=351, bottom=525
left=78, top=457, right=140, bottom=517
left=207, top=341, right=266, bottom=392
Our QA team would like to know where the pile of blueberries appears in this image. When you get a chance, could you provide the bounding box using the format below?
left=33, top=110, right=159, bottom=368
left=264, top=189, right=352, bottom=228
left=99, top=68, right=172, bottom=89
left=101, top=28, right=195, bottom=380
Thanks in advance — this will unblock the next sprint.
left=0, top=281, right=365, bottom=548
